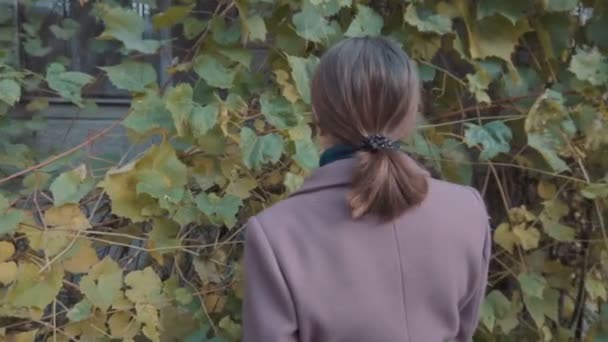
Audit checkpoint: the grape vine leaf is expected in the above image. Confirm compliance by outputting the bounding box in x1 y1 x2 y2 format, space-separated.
467 16 530 62
67 299 93 322
569 47 608 86
287 55 319 105
6 263 64 309
62 240 99 274
125 267 164 305
79 257 123 311
97 4 161 53
50 164 95 206
101 61 158 92
480 290 512 331
124 90 175 134
50 18 79 40
240 127 284 170
46 63 94 107
194 54 238 89
260 92 299 129
244 15 267 42
477 0 531 24
0 194 24 236
0 79 21 106
464 121 512 160
345 5 383 37
544 0 577 12
152 4 194 30
195 193 243 229
404 4 452 35
292 2 337 43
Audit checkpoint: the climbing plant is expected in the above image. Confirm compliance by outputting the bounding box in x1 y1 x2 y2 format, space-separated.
0 0 607 341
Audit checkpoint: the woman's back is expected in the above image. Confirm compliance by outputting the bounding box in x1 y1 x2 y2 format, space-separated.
242 36 490 341
243 158 490 341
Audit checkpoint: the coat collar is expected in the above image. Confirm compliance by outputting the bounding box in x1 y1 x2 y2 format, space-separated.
290 154 430 198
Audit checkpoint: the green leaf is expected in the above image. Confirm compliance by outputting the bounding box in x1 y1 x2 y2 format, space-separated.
135 143 188 207
125 267 164 304
46 63 94 107
523 288 559 328
581 183 608 199
240 127 284 170
404 5 452 35
217 47 252 69
545 0 577 12
50 18 79 40
464 121 512 160
195 193 242 229
477 0 531 24
50 165 95 206
536 13 575 60
67 300 93 322
569 47 608 86
289 124 320 170
467 16 530 61
101 61 158 92
585 274 607 301
0 194 24 237
440 138 472 185
260 93 299 129
0 79 21 106
6 263 64 309
293 2 337 43
194 54 238 89
124 90 175 134
586 12 608 50
211 17 241 45
345 5 383 38
183 17 206 40
97 4 161 53
418 64 436 82
287 55 319 105
244 15 267 42
23 38 52 57
284 172 304 193
80 257 123 311
310 0 352 16
525 90 574 172
191 103 219 136
466 72 491 104
519 272 547 299
166 83 194 137
480 290 512 331
152 4 194 30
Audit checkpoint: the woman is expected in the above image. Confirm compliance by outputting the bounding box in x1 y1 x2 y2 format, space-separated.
242 37 491 342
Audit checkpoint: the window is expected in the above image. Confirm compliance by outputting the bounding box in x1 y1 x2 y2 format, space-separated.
3 0 173 102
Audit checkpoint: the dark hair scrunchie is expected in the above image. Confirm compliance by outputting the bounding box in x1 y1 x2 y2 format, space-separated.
361 134 401 152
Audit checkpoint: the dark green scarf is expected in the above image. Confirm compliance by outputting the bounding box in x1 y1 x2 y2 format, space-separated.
319 144 359 167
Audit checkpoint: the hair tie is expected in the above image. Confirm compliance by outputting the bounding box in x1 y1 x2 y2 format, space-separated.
361 134 401 152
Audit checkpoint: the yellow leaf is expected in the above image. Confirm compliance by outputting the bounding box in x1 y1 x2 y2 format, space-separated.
109 311 141 339
63 310 108 340
44 204 91 231
62 240 99 274
6 330 37 342
494 223 518 254
274 69 300 103
0 261 17 285
513 225 541 250
0 240 15 262
537 180 557 200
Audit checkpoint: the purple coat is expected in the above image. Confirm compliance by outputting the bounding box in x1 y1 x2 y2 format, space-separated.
242 157 491 342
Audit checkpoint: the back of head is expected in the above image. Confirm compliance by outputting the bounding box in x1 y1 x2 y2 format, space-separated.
311 36 428 221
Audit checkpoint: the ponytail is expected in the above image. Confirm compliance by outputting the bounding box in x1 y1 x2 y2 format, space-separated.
348 149 428 221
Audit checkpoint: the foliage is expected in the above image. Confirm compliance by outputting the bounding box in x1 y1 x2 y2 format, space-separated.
0 0 607 341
